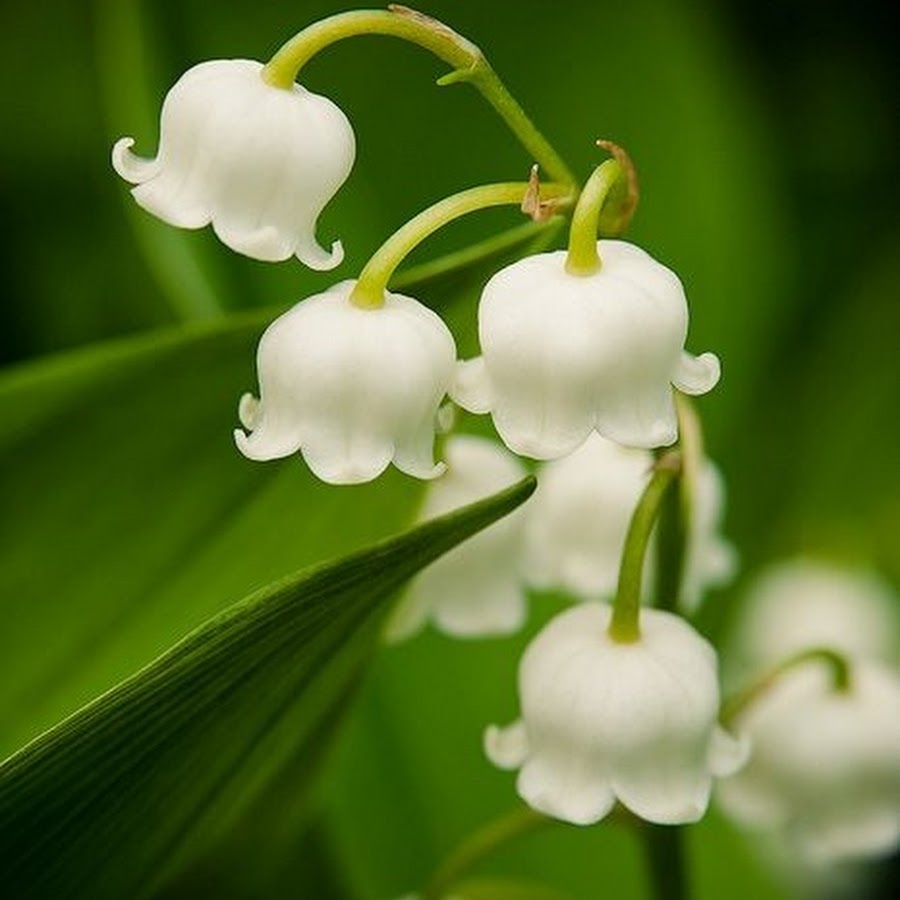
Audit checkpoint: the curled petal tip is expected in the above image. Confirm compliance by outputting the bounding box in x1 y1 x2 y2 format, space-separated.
111 136 161 184
674 351 721 396
484 721 529 769
238 393 260 430
233 427 254 460
709 726 751 777
297 238 345 272
427 460 447 480
449 357 492 414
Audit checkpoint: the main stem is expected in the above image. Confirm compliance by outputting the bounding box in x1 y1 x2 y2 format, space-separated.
350 180 571 308
419 806 552 900
640 825 688 900
262 8 576 188
608 453 681 643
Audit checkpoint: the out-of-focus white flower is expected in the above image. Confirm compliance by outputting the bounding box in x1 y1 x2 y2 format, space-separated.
451 241 720 458
235 280 456 484
523 434 651 598
112 59 355 269
522 434 736 607
717 659 900 865
485 603 746 826
680 460 738 612
728 559 899 678
384 435 528 641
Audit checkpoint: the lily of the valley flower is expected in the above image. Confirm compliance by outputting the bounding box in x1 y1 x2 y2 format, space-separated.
717 659 900 864
523 433 736 607
728 559 899 679
522 434 651 598
485 603 746 826
385 435 528 641
112 59 355 269
235 280 456 484
451 241 720 458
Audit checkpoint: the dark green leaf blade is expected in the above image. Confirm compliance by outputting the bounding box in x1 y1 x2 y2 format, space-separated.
0 475 535 900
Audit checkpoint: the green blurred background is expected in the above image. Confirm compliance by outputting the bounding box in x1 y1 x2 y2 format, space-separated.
1 0 897 897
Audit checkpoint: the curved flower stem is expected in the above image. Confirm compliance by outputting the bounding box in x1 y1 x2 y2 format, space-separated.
419 806 553 900
721 646 852 725
639 824 688 900
565 159 623 275
565 141 637 276
389 217 564 292
350 180 572 308
263 7 576 189
654 395 702 612
608 452 681 643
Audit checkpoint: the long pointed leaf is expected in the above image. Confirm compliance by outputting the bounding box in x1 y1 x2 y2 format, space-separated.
0 476 535 900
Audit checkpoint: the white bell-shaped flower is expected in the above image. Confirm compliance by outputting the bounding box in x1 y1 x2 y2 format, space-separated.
385 435 528 641
485 603 746 826
451 241 720 458
112 59 355 269
523 434 651 598
679 460 738 612
523 434 736 607
728 559 899 679
717 659 900 864
235 280 456 484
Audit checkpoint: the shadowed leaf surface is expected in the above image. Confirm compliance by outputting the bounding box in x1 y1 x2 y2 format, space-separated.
0 476 535 900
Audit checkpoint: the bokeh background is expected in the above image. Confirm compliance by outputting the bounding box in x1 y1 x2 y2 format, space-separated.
1 0 897 898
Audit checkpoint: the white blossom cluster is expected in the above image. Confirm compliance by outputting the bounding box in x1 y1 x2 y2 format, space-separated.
111 45 899 879
112 61 718 485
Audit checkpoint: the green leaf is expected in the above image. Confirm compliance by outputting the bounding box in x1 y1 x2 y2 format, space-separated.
0 475 536 900
0 313 428 757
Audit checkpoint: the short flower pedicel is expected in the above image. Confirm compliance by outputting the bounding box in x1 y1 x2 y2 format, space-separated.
523 434 736 606
452 240 720 457
485 604 747 825
523 433 653 598
112 59 354 269
235 280 455 484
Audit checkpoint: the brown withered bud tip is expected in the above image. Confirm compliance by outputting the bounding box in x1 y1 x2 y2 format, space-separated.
597 138 640 217
521 164 562 222
521 164 541 218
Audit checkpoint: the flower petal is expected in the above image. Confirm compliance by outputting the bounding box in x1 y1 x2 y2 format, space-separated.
295 237 345 272
612 763 711 825
111 137 161 184
450 357 492 414
484 720 530 769
518 755 616 826
708 726 750 777
673 351 721 395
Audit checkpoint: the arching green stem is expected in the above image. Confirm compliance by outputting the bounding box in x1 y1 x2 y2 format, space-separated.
419 806 553 900
350 180 571 308
608 453 681 643
722 647 853 725
565 158 625 275
389 216 564 292
262 7 576 188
